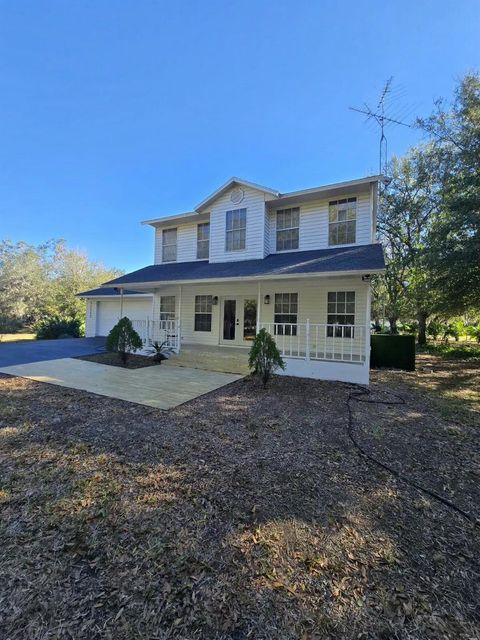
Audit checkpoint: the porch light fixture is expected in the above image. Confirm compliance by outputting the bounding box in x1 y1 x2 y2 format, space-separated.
212 296 219 305
263 294 270 304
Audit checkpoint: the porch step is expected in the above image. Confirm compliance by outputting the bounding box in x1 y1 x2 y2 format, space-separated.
165 344 250 375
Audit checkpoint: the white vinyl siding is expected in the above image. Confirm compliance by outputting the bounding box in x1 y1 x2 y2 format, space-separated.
162 228 177 262
152 277 368 349
209 186 269 262
268 190 372 254
152 188 373 265
154 221 209 264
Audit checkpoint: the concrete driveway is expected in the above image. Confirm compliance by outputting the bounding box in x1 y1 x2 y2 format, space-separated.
0 357 242 409
0 337 106 367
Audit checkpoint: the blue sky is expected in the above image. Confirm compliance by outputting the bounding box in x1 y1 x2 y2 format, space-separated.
0 1 478 272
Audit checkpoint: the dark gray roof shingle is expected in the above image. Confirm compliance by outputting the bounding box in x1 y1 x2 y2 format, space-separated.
102 244 385 287
76 287 151 297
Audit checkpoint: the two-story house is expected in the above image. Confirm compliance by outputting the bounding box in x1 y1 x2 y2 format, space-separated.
78 176 386 384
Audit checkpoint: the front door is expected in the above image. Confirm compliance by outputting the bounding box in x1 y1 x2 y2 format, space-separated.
223 299 237 341
221 297 257 345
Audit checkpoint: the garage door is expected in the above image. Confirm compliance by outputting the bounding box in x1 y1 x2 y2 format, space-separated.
95 299 153 336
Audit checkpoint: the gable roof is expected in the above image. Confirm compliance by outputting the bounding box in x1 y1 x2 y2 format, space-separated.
195 177 280 212
102 243 385 288
141 175 385 227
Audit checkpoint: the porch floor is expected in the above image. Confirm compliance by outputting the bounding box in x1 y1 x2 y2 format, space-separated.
166 344 250 375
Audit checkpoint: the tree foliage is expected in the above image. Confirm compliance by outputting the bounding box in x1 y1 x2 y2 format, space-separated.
106 317 143 365
0 239 122 331
248 328 285 387
374 72 480 342
378 147 442 342
418 73 480 312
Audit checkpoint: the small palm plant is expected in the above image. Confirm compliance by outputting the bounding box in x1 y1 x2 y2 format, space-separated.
248 328 285 387
106 317 143 365
147 340 172 363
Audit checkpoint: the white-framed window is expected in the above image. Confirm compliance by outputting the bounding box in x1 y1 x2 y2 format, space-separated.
162 228 177 262
225 208 246 251
328 198 356 246
197 222 210 259
276 207 299 251
160 296 175 321
194 295 213 332
274 293 298 336
327 291 355 338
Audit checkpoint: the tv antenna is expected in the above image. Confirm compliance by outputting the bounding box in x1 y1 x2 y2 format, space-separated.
349 77 413 178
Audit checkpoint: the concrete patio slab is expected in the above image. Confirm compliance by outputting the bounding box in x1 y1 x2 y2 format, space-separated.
0 358 242 409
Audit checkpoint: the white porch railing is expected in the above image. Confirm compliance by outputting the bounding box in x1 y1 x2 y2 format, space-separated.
259 321 366 363
132 319 181 352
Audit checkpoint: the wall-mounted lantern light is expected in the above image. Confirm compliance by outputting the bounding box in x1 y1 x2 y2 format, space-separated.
212 296 219 305
263 294 270 305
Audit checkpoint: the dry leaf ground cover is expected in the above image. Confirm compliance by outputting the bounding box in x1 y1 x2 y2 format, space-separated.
0 358 479 639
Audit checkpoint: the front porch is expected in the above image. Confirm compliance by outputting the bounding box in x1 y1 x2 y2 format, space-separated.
129 274 372 384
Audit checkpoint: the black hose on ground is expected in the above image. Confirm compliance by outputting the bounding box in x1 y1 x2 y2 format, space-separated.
347 386 480 530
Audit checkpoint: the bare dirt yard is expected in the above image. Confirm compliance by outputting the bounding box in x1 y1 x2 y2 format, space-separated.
0 355 479 639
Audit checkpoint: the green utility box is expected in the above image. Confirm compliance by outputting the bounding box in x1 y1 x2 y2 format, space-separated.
370 334 416 371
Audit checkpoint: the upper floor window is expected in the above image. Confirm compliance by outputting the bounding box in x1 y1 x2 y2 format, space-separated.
274 292 298 336
197 222 210 259
162 228 177 262
160 296 175 321
225 208 246 251
327 291 355 338
276 208 299 251
328 198 356 246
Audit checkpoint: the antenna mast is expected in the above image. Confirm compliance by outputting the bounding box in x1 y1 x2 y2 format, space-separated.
349 77 412 179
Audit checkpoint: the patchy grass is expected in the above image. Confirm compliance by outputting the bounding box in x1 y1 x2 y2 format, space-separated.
0 333 36 343
77 352 162 369
418 342 480 361
375 352 480 428
0 370 478 639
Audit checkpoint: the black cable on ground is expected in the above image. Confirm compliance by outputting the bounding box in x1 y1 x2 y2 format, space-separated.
347 386 480 530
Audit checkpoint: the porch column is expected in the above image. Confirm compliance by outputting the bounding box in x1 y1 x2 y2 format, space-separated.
256 281 261 333
177 284 182 351
178 284 182 321
119 287 124 318
365 283 372 370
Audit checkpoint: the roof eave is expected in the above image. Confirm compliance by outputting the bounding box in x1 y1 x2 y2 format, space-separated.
76 292 153 298
141 211 208 227
270 175 386 208
101 268 385 289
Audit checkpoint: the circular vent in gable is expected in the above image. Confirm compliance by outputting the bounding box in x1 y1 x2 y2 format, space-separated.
230 187 244 204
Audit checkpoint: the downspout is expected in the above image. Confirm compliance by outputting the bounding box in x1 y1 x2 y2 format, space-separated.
120 287 124 318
